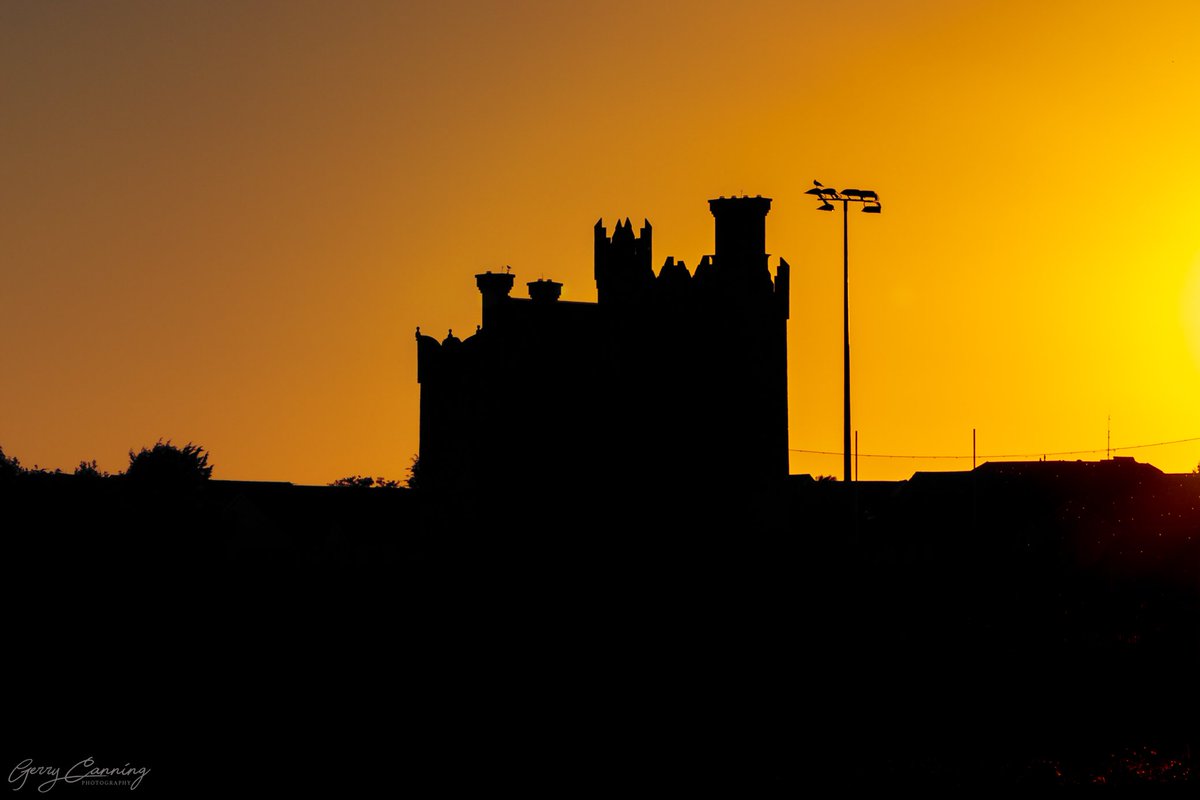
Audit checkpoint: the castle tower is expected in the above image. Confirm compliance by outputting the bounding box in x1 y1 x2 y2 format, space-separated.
708 195 773 296
594 218 653 305
701 195 789 482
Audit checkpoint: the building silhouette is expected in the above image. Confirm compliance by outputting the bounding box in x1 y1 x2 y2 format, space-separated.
415 196 790 497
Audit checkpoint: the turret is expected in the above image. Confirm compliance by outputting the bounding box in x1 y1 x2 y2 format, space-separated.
527 279 563 303
708 195 773 295
594 217 653 305
476 270 515 329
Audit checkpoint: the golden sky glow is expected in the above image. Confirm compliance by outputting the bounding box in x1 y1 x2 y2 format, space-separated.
4 0 1200 483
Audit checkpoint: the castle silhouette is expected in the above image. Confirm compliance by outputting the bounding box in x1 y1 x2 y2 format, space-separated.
416 196 790 495
9 183 1199 785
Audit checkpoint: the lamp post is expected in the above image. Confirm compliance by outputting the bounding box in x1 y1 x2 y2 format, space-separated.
805 182 881 482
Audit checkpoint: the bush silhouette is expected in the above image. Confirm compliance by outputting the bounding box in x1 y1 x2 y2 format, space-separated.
329 475 403 489
126 440 213 482
74 459 108 478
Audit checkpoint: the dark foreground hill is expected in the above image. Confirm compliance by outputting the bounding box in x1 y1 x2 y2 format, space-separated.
5 459 1197 789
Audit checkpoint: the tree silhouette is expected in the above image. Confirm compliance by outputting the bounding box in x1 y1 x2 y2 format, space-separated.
126 440 213 482
405 454 423 490
0 446 23 479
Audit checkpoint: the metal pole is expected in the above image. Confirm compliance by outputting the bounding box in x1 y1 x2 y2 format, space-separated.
843 199 852 483
973 428 976 470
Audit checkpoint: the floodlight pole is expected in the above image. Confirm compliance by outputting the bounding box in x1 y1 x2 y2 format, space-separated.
842 198 851 484
806 184 881 483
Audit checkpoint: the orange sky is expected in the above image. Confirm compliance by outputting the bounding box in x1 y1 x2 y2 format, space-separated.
4 0 1200 483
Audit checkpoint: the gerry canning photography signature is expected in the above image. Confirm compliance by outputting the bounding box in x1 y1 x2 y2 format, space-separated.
9 758 150 792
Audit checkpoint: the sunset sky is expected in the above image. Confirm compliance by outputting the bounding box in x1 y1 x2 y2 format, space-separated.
4 0 1200 483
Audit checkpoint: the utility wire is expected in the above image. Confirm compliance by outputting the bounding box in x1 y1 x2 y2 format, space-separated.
789 435 1200 461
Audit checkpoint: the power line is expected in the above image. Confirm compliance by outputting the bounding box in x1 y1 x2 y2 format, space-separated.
789 435 1200 461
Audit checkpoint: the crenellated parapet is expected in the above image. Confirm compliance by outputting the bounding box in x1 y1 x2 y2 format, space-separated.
656 256 692 295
